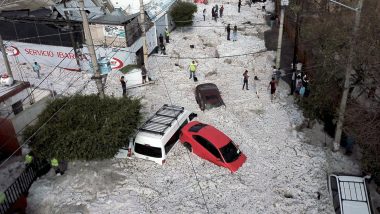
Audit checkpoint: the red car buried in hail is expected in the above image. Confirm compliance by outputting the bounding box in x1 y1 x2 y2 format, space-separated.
179 121 247 172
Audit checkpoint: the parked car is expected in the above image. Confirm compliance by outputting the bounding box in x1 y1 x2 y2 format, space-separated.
179 121 246 172
328 174 373 214
195 83 225 111
116 104 197 164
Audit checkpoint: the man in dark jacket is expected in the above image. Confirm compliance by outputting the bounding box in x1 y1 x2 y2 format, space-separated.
226 24 231 40
120 76 126 96
141 64 147 84
159 34 164 46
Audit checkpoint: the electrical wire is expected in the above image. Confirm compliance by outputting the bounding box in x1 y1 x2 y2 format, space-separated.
0 18 146 156
0 12 143 126
0 47 77 129
0 75 86 166
152 55 210 214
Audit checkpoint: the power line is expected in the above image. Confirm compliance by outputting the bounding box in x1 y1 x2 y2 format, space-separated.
0 47 77 129
0 19 144 147
0 14 140 125
152 56 210 214
0 76 87 167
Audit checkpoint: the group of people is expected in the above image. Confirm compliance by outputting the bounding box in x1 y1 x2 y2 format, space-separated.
293 73 310 99
242 70 276 101
158 28 170 55
120 1 281 101
226 24 238 41
207 4 224 21
239 0 268 13
24 152 67 176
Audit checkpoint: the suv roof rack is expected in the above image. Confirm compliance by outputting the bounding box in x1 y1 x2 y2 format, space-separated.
337 178 368 202
139 104 184 135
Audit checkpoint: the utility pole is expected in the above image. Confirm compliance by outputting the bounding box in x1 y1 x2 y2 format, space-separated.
333 0 364 151
63 0 81 71
291 0 302 95
139 0 148 65
275 0 289 69
0 34 14 83
78 0 104 98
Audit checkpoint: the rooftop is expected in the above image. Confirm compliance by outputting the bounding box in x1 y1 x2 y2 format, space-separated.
0 81 30 103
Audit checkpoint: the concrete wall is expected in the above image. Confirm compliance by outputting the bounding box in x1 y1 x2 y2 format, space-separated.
11 96 51 142
0 89 29 118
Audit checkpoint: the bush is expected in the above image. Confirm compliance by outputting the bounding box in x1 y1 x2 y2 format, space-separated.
170 1 197 27
23 95 142 161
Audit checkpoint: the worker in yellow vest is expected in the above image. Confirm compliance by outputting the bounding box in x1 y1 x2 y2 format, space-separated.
0 192 6 204
165 28 170 43
189 60 197 80
25 153 33 165
51 158 59 174
51 158 67 175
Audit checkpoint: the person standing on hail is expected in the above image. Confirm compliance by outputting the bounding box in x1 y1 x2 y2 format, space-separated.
32 61 41 79
189 60 197 80
165 28 170 43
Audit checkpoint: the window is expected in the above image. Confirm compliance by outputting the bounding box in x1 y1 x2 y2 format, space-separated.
12 100 23 115
220 142 241 163
134 143 162 158
205 95 218 102
193 135 221 159
165 120 188 154
330 176 341 213
189 123 207 132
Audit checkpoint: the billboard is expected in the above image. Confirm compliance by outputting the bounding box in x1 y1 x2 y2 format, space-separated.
1 41 138 71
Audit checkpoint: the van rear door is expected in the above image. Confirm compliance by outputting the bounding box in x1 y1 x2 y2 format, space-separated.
134 142 162 158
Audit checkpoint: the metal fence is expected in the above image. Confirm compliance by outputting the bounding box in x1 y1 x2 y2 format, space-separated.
0 159 50 214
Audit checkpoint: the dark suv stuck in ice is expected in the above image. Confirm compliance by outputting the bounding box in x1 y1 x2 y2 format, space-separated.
195 83 225 111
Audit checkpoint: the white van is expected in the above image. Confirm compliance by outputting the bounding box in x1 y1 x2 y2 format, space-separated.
328 174 373 214
132 104 197 165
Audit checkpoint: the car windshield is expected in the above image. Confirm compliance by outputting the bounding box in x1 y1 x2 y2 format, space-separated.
220 141 241 163
205 95 222 109
134 143 162 158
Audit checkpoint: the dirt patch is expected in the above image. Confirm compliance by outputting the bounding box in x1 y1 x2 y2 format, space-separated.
205 69 218 77
224 59 232 64
204 43 215 47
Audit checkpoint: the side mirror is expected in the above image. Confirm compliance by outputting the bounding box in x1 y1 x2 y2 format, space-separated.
189 113 197 121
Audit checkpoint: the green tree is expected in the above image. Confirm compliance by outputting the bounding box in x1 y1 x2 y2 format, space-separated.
169 1 197 27
294 0 380 183
23 95 142 160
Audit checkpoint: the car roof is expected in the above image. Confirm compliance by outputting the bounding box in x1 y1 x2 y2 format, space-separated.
330 174 371 214
342 201 370 214
187 121 230 148
195 83 219 91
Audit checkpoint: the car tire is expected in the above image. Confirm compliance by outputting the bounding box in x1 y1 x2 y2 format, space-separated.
183 142 192 152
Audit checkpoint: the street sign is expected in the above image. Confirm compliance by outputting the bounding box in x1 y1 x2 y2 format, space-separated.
281 0 289 6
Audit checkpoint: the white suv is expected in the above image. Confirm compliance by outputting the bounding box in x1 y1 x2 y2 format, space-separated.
328 174 373 214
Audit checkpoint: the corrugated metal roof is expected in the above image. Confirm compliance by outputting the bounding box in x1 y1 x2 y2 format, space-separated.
54 0 104 22
0 0 55 11
55 0 138 25
91 8 139 25
145 0 176 21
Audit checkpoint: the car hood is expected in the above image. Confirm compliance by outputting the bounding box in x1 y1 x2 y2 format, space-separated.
226 152 247 173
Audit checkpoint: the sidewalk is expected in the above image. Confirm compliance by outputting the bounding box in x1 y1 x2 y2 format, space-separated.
263 14 294 87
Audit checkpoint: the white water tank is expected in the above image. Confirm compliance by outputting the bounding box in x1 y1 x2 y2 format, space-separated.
0 74 14 86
